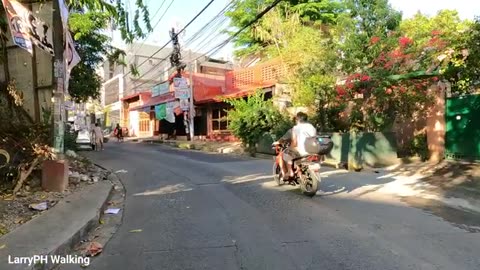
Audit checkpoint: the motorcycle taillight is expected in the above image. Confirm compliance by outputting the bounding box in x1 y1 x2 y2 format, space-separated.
308 155 319 162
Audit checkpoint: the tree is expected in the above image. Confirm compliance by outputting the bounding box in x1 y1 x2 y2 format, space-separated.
337 0 402 73
226 0 346 57
67 0 152 43
68 12 114 102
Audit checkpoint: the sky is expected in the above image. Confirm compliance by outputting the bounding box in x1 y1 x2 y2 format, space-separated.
112 0 480 61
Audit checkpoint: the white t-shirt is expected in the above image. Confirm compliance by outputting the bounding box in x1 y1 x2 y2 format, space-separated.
292 122 317 156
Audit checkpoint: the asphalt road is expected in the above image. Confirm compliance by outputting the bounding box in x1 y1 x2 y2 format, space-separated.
73 142 480 270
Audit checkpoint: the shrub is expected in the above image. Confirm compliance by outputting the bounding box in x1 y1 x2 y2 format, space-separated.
409 133 429 161
225 91 287 155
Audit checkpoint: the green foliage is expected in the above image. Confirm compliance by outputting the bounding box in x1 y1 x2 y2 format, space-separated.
68 12 111 102
337 0 402 73
409 133 429 161
224 91 287 154
68 11 126 102
67 0 152 43
441 16 480 94
226 0 346 57
64 130 77 151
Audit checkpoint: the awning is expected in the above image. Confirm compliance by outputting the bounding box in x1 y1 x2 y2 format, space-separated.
194 85 275 104
129 92 176 111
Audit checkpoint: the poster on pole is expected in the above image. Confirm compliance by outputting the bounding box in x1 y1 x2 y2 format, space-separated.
152 82 169 97
179 99 189 111
173 77 188 90
2 0 54 55
175 88 190 99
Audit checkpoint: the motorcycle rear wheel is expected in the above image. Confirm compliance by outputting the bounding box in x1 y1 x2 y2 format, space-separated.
300 168 319 197
272 163 284 186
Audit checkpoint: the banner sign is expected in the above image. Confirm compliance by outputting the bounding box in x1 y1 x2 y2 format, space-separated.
179 99 189 111
152 82 169 97
165 102 176 123
58 0 69 30
175 88 190 99
173 77 188 90
2 0 54 55
66 32 80 71
65 32 81 94
154 104 166 120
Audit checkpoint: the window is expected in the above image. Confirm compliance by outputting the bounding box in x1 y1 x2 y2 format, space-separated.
212 108 229 131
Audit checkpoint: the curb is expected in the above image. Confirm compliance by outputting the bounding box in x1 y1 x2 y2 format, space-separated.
0 175 114 270
38 183 113 270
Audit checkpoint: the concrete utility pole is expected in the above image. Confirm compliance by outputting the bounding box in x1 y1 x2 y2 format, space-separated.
52 0 66 156
188 50 194 141
41 0 69 193
170 28 194 141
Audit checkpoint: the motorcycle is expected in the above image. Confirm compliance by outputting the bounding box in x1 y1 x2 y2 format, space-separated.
272 135 333 197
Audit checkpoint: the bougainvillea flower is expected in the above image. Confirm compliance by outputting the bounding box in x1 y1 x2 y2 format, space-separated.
370 36 381 44
399 36 413 47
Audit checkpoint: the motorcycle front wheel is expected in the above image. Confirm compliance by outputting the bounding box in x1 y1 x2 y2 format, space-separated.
272 163 284 186
300 168 319 197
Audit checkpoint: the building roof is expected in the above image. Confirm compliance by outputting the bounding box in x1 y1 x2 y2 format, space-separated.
129 92 176 111
121 92 151 102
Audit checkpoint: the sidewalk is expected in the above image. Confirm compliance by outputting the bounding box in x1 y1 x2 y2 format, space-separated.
0 173 116 270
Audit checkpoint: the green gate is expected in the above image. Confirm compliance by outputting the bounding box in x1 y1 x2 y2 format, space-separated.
445 94 480 160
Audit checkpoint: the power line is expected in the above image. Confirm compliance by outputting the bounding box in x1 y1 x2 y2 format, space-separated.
193 0 284 63
131 0 173 57
131 0 283 91
123 0 216 78
183 1 234 47
131 1 233 84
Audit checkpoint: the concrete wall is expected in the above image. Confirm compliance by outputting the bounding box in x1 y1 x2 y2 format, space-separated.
0 2 54 122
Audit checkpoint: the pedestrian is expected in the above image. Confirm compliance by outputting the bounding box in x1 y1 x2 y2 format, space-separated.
92 123 104 151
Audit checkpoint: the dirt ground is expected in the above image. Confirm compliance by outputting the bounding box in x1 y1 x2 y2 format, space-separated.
0 156 109 236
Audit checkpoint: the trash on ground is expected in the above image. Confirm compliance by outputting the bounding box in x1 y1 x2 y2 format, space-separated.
29 202 48 211
84 241 103 257
99 219 105 224
66 150 78 158
129 229 143 233
104 208 120 214
115 169 128 174
0 244 5 249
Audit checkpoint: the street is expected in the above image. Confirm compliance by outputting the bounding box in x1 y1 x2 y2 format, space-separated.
75 142 479 270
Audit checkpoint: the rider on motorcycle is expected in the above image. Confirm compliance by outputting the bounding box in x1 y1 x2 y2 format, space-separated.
274 112 317 180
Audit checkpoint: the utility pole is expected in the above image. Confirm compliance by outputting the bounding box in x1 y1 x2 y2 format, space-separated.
188 50 194 141
170 28 195 140
52 0 66 157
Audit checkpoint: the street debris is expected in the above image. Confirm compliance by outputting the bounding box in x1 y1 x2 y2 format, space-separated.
84 241 103 257
66 150 78 158
29 202 48 211
104 208 121 215
0 244 5 249
129 229 142 233
115 169 128 174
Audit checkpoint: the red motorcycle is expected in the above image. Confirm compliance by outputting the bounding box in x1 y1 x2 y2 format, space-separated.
272 136 333 197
